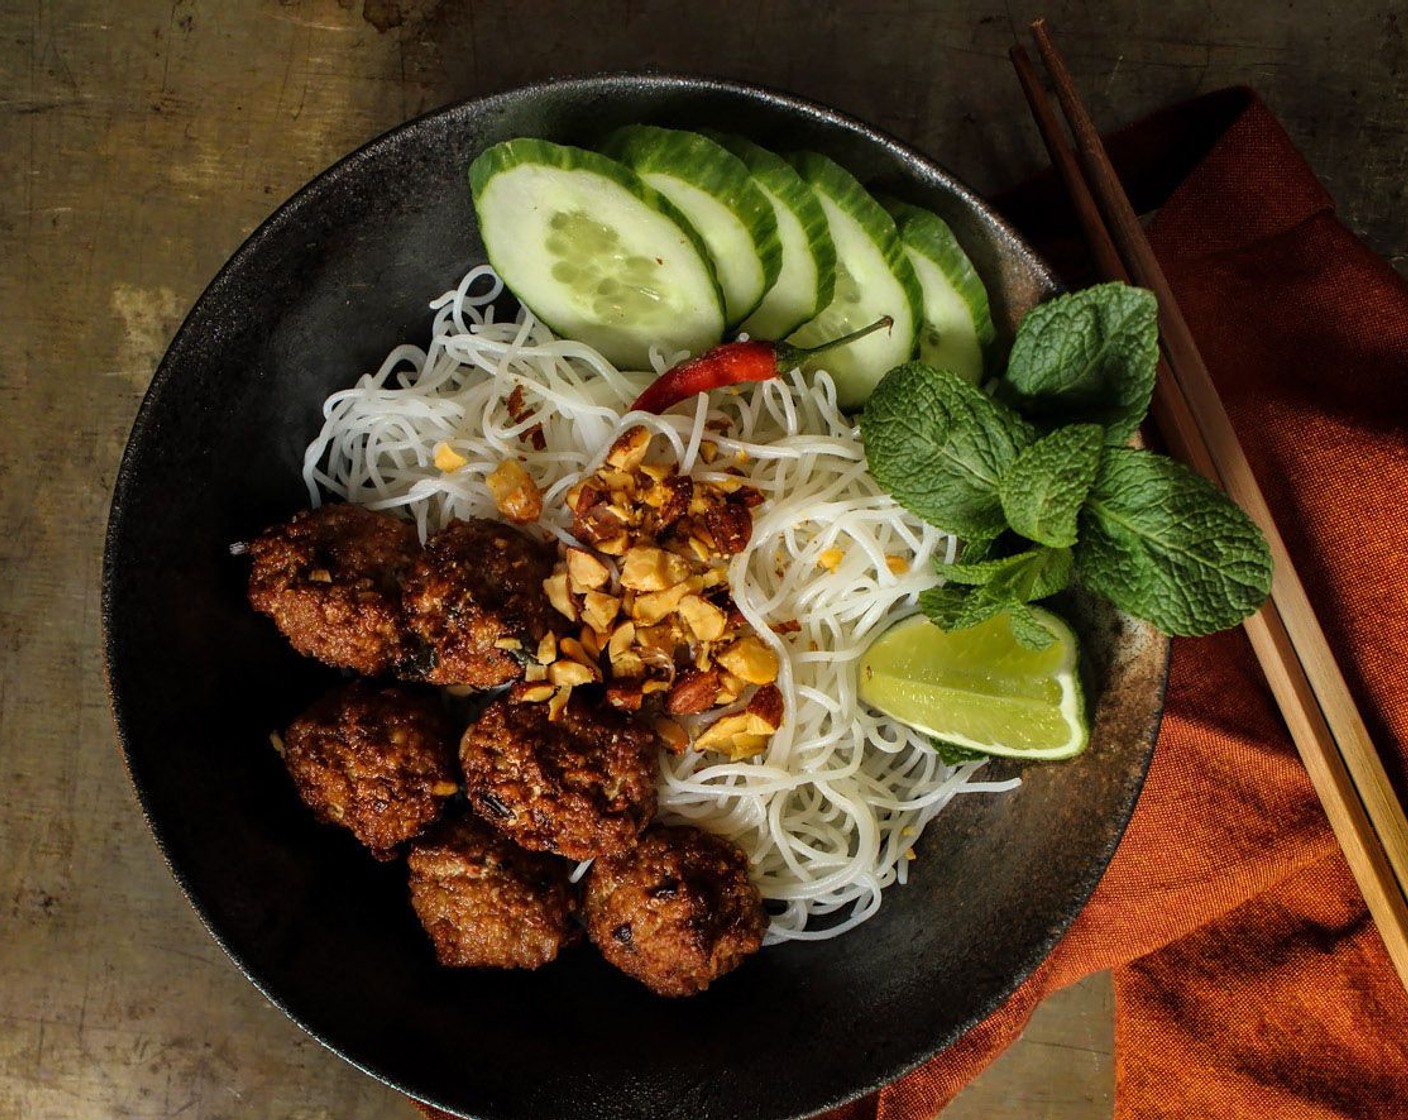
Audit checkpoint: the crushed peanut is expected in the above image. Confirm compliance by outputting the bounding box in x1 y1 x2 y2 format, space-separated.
652 717 690 754
678 594 727 642
716 636 780 686
620 546 691 592
546 686 571 721
549 659 598 687
566 547 611 592
885 554 910 575
632 579 696 626
581 590 620 634
486 458 542 523
543 572 575 621
817 547 844 572
505 386 547 451
557 636 593 666
518 424 785 759
577 623 604 660
433 442 468 472
605 426 651 471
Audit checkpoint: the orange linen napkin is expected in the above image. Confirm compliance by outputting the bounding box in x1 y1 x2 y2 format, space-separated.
824 87 1408 1120
417 89 1408 1120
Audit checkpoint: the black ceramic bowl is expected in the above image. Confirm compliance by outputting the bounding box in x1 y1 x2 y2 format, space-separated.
103 75 1168 1120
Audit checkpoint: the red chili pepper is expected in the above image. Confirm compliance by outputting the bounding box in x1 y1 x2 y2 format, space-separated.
630 316 895 414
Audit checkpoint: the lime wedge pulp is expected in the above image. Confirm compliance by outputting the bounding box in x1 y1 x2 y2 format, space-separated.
858 608 1088 760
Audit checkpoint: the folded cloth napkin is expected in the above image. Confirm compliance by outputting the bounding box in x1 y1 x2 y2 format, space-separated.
416 89 1408 1120
823 87 1408 1120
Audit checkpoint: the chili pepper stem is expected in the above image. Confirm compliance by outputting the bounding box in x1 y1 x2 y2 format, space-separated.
773 315 894 369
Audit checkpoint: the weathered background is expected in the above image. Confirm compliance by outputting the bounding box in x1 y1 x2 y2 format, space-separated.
2 2 1404 1117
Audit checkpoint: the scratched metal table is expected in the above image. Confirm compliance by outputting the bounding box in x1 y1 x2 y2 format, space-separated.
2 2 1404 1118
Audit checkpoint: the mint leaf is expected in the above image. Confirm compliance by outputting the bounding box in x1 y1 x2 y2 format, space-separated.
986 547 1073 602
922 584 1056 650
1076 448 1273 635
999 424 1104 547
919 583 1006 632
862 362 1035 538
1005 604 1057 650
927 543 1070 650
942 545 1073 601
918 585 971 629
952 586 1008 630
931 738 988 765
957 535 1001 563
999 284 1159 445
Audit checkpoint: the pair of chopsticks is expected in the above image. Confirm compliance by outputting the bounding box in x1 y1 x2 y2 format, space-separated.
1010 22 1408 989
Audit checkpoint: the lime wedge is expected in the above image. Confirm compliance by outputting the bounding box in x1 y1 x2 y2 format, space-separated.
858 608 1088 760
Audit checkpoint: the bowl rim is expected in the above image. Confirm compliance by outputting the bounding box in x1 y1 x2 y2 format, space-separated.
102 69 1169 1120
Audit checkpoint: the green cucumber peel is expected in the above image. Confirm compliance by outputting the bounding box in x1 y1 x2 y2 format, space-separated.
704 131 838 338
469 138 725 368
883 197 995 385
785 151 923 409
601 125 782 327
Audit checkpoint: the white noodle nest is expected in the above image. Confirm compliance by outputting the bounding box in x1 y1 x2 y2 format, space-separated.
303 265 1019 943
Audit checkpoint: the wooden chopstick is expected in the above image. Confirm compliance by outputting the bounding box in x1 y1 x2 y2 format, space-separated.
1013 25 1408 989
1008 46 1216 483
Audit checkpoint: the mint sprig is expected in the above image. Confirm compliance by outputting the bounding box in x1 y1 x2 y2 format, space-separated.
999 283 1159 446
999 423 1103 547
862 282 1272 639
1077 449 1274 635
920 546 1070 650
859 361 1034 540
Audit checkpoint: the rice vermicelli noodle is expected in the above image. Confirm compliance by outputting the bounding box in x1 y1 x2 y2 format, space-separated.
302 265 1019 943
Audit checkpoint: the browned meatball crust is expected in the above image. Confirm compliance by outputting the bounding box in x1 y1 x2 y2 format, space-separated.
247 503 418 676
459 695 658 860
585 825 765 997
282 681 458 859
407 813 579 970
400 518 557 688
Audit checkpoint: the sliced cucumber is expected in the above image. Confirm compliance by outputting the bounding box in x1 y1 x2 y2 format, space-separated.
784 153 923 410
883 199 995 386
600 126 781 328
705 132 837 340
469 139 724 371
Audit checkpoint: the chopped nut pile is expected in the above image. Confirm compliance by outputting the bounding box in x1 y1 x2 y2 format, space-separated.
519 425 784 761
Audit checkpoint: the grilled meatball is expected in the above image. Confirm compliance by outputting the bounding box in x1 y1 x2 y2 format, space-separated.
407 813 579 970
585 825 765 997
282 681 458 859
247 503 418 676
401 518 557 688
459 695 658 860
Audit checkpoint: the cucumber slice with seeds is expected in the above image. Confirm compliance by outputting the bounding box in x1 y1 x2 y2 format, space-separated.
705 132 837 340
469 139 725 371
883 199 995 386
601 126 782 328
785 153 923 410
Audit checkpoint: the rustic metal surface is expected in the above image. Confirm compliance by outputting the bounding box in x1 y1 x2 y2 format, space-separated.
3 2 1404 1119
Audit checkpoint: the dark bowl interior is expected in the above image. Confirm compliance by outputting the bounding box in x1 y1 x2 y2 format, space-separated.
103 75 1169 1120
